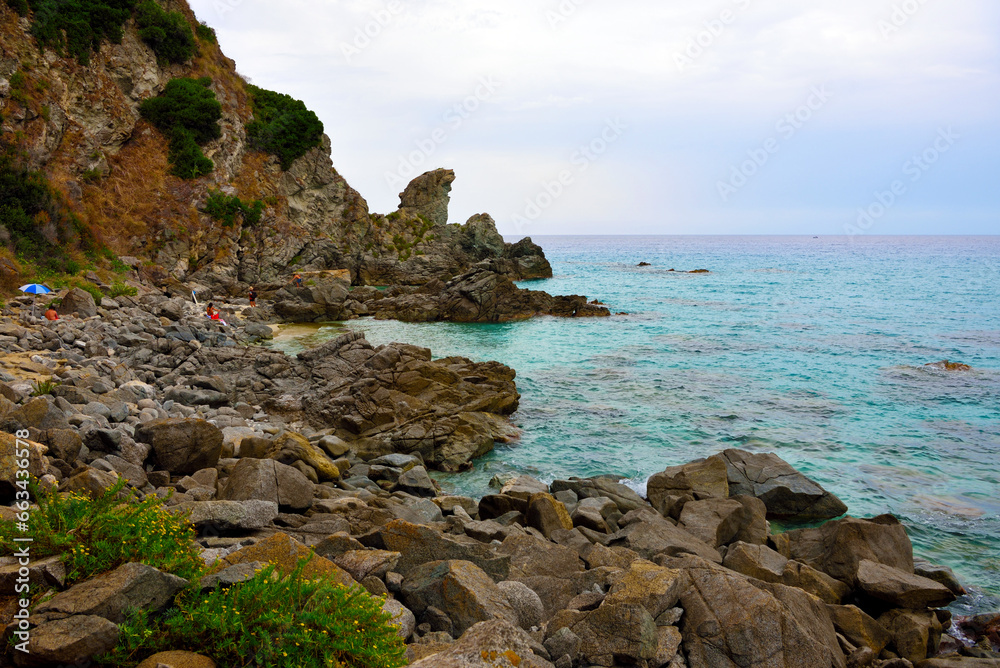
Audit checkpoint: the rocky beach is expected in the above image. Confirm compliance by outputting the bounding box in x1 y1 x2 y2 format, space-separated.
1 1 998 666
0 275 998 667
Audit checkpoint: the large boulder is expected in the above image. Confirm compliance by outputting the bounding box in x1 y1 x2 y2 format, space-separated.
1 396 70 432
380 519 510 581
856 559 956 609
878 609 943 662
34 562 188 624
218 458 314 510
0 432 46 502
723 542 850 604
401 560 519 637
220 533 354 585
332 550 401 582
646 455 729 513
603 560 687 619
679 497 747 547
771 514 914 584
496 580 544 631
171 500 279 531
61 287 98 317
135 418 223 475
14 615 118 667
674 556 846 668
526 492 574 538
720 449 848 521
827 604 892 656
550 477 647 513
571 602 659 664
497 534 584 581
408 619 554 668
266 431 341 482
608 509 723 563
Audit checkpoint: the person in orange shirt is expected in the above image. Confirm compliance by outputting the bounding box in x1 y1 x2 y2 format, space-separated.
44 305 59 321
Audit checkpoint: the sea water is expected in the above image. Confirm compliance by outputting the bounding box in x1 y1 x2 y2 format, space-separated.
271 235 1000 612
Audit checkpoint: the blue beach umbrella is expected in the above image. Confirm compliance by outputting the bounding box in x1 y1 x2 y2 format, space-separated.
19 283 52 317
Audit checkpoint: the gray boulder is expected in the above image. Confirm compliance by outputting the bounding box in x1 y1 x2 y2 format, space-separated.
402 560 519 637
171 500 279 531
856 559 956 609
218 457 314 510
135 418 223 475
408 618 554 668
721 449 848 520
13 615 118 667
34 562 188 624
61 287 98 317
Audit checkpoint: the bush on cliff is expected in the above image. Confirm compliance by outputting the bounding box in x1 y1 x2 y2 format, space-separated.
140 77 221 179
16 0 138 65
246 84 324 170
135 0 196 65
203 190 264 228
99 560 407 668
0 141 101 275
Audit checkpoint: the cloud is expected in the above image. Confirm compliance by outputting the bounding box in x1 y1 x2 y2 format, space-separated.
189 0 1000 234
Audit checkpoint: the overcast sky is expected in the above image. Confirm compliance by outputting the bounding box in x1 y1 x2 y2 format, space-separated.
187 0 999 236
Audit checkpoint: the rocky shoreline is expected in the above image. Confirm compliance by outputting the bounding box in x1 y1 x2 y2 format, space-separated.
0 286 997 668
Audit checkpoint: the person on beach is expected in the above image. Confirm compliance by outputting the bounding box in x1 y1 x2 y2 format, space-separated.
44 306 59 321
206 303 217 319
248 286 257 307
292 273 303 288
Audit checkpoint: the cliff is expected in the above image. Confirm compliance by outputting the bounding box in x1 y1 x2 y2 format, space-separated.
0 0 549 291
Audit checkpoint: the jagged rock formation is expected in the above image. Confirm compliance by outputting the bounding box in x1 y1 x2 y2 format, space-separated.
0 4 552 294
398 167 455 226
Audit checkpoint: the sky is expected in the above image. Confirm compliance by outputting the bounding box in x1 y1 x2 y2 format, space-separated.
187 0 1000 236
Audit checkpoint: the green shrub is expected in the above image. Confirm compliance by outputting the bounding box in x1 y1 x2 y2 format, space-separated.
98 560 407 668
140 78 221 179
203 190 263 228
108 281 137 297
0 142 99 273
4 0 30 16
195 22 216 43
81 168 104 183
0 479 204 585
23 0 138 66
245 84 324 170
135 0 195 64
8 70 27 106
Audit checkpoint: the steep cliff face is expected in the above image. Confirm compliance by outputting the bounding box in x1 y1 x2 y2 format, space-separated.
0 1 548 291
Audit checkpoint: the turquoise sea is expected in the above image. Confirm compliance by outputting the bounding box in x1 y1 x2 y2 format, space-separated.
274 235 1000 612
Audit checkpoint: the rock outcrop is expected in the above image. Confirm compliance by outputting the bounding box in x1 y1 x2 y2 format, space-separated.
398 168 455 227
368 262 609 323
